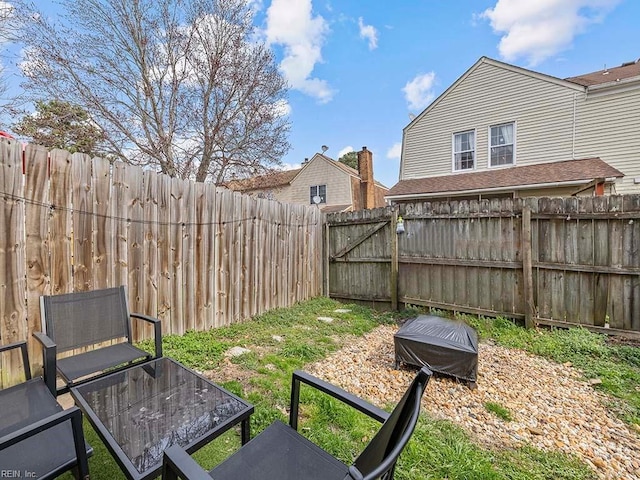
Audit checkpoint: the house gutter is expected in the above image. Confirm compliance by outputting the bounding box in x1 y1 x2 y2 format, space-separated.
587 75 640 91
385 178 607 201
572 92 577 159
585 76 640 98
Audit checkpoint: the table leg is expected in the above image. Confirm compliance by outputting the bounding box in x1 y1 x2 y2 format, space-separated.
241 419 251 445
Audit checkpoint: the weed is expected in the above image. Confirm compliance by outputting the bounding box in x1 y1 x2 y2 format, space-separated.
484 401 513 421
64 298 614 479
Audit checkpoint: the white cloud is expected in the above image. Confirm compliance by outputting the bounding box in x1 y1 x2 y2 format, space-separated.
402 72 436 112
480 0 621 66
386 142 402 160
265 0 335 103
338 146 354 158
281 162 302 170
358 17 378 50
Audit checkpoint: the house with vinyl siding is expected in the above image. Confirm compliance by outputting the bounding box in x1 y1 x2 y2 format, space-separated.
224 147 388 212
387 56 640 202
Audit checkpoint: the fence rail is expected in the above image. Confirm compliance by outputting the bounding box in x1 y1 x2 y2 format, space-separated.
0 140 323 384
327 196 640 340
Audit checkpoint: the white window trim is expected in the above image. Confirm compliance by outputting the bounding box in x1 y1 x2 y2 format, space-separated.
487 121 516 168
451 129 476 172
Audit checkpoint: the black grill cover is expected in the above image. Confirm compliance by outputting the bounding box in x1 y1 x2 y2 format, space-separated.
394 315 478 383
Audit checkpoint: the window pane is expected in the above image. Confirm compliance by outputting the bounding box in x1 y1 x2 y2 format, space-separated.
455 151 474 170
454 131 474 170
490 123 514 166
491 124 513 146
491 145 513 166
310 185 326 204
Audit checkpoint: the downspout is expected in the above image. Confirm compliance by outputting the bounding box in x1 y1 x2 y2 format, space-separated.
572 92 577 160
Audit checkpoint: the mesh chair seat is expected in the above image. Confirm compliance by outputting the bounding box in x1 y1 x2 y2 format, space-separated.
0 378 92 477
0 341 91 480
0 378 61 435
163 368 432 480
210 420 349 480
36 286 163 395
57 342 151 383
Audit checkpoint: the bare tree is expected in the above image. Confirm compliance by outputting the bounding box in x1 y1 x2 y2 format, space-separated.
16 0 290 182
0 1 25 123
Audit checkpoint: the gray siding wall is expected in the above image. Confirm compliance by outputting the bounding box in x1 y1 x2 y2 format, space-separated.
401 60 640 194
402 62 579 180
575 88 640 194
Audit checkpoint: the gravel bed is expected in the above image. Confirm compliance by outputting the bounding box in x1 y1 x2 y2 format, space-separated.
306 325 640 480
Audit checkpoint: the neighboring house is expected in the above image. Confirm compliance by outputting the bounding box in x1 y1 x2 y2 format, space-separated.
387 56 640 203
224 147 388 212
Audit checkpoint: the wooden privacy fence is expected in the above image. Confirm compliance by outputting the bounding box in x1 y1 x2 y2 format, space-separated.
327 196 640 339
0 140 323 384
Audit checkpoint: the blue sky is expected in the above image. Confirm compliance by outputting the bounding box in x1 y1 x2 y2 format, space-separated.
4 0 640 188
254 0 640 188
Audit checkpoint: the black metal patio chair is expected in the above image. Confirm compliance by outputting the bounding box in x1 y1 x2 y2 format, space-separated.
0 340 91 479
162 366 432 480
34 285 163 395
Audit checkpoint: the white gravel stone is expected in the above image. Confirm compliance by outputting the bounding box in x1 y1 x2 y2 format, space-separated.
307 325 640 480
225 346 251 357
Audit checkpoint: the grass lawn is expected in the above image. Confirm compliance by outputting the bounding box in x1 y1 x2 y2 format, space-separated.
62 297 640 479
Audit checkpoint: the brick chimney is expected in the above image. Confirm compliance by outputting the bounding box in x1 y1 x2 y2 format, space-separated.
357 146 375 209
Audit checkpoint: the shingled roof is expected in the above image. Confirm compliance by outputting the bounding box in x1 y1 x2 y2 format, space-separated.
387 158 623 199
565 58 640 87
224 168 301 192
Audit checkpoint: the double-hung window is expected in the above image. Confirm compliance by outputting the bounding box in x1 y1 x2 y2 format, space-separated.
490 122 515 166
310 184 326 204
453 130 475 171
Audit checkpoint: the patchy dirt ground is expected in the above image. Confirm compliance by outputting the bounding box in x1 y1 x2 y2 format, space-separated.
304 325 640 480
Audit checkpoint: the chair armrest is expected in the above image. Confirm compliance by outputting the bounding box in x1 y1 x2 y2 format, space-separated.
131 312 163 358
33 332 57 396
0 405 89 479
289 370 389 431
162 445 212 480
0 341 31 380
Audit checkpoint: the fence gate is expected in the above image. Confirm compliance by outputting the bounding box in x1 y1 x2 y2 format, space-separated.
325 207 397 308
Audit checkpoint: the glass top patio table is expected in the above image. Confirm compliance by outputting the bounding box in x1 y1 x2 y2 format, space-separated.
70 357 253 480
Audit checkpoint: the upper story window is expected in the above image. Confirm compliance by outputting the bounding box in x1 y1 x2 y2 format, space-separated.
310 184 326 204
453 130 475 171
490 122 515 166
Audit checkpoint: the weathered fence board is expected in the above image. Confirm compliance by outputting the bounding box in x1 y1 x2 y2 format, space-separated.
170 176 185 334
143 170 159 340
182 181 196 332
92 156 113 289
0 140 323 385
49 150 73 295
328 195 640 340
0 140 26 384
128 165 145 341
157 173 172 326
24 145 49 367
71 153 93 292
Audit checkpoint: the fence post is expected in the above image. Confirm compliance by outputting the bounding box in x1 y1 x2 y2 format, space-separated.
391 209 399 310
323 219 330 297
522 205 536 328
